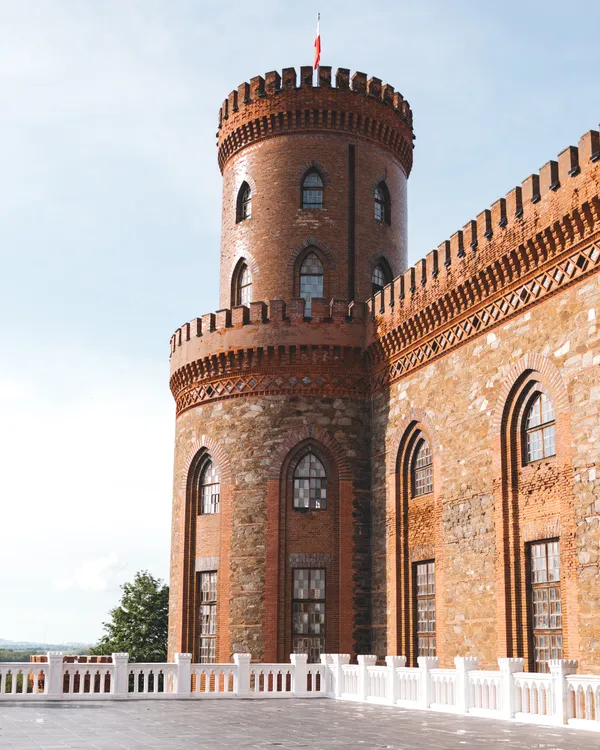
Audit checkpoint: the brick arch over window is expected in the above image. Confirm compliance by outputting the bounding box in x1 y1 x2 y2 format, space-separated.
263 426 354 662
229 248 260 287
178 435 232 491
267 425 352 481
295 160 331 187
389 409 444 665
490 353 578 668
490 353 570 440
287 237 336 273
367 252 394 281
234 173 258 200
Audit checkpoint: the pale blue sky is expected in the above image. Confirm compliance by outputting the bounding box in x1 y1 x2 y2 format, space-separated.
1 0 599 644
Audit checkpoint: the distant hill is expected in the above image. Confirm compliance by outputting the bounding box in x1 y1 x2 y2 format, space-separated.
0 639 91 651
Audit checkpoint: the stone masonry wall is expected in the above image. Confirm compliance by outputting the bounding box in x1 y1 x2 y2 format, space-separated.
371 271 600 671
168 393 370 663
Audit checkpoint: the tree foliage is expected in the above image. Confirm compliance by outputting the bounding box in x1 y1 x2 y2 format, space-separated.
89 571 169 662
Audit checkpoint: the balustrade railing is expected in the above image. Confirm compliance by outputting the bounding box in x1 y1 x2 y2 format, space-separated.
0 651 598 732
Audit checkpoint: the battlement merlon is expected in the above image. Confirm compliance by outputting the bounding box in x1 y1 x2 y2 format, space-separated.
216 66 414 174
366 126 600 349
169 298 366 376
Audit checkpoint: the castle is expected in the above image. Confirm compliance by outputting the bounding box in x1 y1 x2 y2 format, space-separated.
167 64 600 674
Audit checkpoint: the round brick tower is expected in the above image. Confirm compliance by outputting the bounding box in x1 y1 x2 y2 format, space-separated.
168 65 414 664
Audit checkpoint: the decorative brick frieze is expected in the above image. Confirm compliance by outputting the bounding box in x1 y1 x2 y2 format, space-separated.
173 362 368 415
370 241 600 391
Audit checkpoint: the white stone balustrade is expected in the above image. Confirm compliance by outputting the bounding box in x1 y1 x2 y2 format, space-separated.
0 652 598 732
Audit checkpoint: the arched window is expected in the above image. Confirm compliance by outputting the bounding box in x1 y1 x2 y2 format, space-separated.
235 263 252 306
199 460 220 514
374 182 391 224
372 261 391 294
412 437 433 497
236 182 251 223
524 392 556 463
293 449 327 509
302 170 323 209
299 252 324 317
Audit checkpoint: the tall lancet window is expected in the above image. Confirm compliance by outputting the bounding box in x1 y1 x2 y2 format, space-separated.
293 450 327 510
236 182 251 222
235 263 252 306
299 252 324 317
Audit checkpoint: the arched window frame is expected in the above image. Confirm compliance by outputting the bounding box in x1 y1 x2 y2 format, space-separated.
297 248 325 317
374 181 391 225
199 458 221 515
411 436 433 498
236 181 252 223
293 448 327 510
522 389 557 464
230 258 253 307
301 168 324 210
371 257 393 295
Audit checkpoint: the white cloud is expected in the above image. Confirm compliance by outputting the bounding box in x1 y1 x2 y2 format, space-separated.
53 554 126 593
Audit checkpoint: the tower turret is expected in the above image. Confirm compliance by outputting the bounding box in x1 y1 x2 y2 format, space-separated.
217 65 414 308
168 66 414 665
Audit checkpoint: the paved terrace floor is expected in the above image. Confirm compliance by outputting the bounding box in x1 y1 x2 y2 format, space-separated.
0 699 597 750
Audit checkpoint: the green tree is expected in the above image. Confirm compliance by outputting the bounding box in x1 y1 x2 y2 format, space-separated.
89 571 169 662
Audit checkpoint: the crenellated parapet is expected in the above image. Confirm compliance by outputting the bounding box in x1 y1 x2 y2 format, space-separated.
367 126 600 388
169 298 367 415
216 65 414 174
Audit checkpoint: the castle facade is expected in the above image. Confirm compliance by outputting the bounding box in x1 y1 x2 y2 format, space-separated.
167 65 600 673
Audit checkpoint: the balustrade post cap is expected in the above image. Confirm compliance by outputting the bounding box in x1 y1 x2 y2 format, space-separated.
331 653 351 665
174 653 193 663
233 653 252 664
290 653 308 664
357 655 378 665
385 655 407 667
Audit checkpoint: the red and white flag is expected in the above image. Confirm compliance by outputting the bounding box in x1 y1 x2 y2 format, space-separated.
313 14 321 70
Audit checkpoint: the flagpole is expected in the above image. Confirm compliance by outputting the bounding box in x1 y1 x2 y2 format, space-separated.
317 13 320 88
